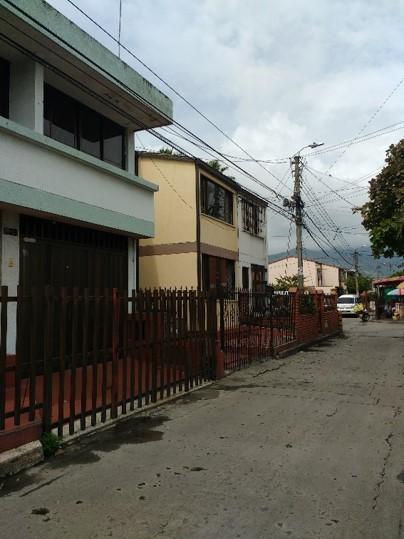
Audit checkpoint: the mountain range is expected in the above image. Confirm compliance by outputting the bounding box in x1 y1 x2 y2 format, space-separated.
268 247 404 278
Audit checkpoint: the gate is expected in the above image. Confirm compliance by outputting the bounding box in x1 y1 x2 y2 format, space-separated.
220 289 297 371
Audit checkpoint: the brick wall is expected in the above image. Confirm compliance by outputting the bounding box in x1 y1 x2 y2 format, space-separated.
289 290 340 346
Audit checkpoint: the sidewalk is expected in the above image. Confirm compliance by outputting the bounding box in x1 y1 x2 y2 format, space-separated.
0 318 403 538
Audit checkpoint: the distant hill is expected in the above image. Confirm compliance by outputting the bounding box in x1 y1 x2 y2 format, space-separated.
268 247 404 278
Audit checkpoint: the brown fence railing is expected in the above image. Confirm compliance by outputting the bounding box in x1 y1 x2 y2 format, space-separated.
1 287 217 437
0 287 340 443
219 289 296 371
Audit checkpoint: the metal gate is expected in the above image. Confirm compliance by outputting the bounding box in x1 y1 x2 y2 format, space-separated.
220 289 296 371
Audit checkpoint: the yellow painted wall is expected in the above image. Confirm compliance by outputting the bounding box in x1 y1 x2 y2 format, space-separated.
139 252 198 289
137 157 197 245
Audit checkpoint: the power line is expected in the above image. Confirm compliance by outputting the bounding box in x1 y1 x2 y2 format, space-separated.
1 2 295 223
61 0 286 190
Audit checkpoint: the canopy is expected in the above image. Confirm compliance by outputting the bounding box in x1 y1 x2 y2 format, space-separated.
387 288 404 296
397 281 404 289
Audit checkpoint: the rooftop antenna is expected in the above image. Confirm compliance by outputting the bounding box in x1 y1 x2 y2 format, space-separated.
118 0 122 58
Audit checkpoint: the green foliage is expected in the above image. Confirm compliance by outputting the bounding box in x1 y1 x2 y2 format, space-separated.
346 273 373 294
207 159 228 173
299 294 316 314
158 147 175 155
389 268 404 277
40 432 61 458
272 274 300 291
360 139 404 257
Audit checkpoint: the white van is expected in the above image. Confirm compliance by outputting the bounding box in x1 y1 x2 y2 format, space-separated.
337 294 359 315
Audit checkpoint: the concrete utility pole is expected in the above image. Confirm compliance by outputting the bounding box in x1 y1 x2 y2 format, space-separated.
353 250 359 297
293 155 304 292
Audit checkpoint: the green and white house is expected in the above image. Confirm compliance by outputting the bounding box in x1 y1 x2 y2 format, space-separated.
0 0 172 352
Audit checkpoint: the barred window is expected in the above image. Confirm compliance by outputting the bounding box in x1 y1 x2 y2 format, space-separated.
242 198 265 237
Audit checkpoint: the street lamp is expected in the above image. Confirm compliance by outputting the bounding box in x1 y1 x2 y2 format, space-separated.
286 142 324 291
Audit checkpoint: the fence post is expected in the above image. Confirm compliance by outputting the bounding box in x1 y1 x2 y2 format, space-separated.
268 286 275 357
43 286 54 433
111 288 120 419
0 286 8 431
219 288 225 351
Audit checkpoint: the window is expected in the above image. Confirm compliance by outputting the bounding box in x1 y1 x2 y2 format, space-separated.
242 198 265 237
103 118 124 167
251 265 266 292
242 267 249 289
80 105 101 159
202 254 235 292
0 57 10 119
200 175 233 224
316 264 323 287
44 84 125 168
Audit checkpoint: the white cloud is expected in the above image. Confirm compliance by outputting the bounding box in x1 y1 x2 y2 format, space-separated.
48 0 404 257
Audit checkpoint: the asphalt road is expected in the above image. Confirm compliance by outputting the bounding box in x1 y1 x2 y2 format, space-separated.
1 318 404 539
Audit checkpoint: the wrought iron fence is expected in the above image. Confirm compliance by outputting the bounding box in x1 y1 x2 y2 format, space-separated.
219 289 296 371
1 287 217 437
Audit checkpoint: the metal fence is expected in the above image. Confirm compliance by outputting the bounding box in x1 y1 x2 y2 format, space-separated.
219 289 296 371
1 287 217 437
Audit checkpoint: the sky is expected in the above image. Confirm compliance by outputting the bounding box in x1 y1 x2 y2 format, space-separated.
49 0 404 267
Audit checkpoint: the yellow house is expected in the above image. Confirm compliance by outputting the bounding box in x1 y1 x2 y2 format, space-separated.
136 153 239 289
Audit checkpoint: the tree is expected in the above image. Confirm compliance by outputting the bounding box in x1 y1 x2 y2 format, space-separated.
272 275 300 291
207 159 228 173
359 139 404 257
345 273 373 294
158 147 175 155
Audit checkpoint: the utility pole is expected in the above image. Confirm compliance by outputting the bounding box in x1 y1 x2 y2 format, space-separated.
293 155 304 292
353 250 359 297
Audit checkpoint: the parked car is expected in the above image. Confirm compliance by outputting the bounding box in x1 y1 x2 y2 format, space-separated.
337 294 359 315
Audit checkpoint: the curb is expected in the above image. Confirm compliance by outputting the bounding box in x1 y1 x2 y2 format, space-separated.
276 330 343 359
60 381 214 449
0 440 44 479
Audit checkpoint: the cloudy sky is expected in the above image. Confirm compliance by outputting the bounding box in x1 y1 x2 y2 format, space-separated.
49 0 404 264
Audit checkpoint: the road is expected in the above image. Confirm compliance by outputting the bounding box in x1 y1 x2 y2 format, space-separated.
1 318 404 539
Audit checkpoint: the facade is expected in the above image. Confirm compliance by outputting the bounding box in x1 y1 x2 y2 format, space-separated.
237 189 268 290
268 256 347 293
137 153 240 290
0 0 172 352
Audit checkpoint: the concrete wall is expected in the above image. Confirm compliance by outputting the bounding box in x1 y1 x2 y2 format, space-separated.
0 125 155 235
0 210 19 354
268 257 341 293
9 59 43 133
139 252 198 289
138 157 197 246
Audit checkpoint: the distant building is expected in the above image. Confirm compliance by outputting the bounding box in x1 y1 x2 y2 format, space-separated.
268 256 347 293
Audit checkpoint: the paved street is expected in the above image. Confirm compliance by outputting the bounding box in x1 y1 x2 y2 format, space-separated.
1 318 404 539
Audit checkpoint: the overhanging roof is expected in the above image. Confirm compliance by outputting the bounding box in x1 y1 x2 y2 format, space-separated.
373 275 404 286
0 0 173 130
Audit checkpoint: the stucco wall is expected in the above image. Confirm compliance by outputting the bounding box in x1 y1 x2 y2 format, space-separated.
268 257 341 292
139 252 198 289
138 157 197 246
237 199 267 286
0 124 155 236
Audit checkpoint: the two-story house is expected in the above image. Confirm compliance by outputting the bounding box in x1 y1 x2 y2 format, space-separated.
136 153 239 290
268 256 347 293
0 0 172 352
238 189 268 290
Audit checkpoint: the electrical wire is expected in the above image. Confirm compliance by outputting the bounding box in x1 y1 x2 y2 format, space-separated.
60 0 287 190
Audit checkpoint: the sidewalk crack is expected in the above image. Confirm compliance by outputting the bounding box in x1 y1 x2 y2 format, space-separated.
372 432 393 510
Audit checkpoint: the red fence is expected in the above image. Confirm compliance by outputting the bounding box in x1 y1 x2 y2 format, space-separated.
0 287 340 452
0 287 217 448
